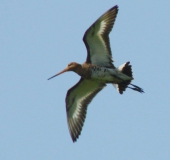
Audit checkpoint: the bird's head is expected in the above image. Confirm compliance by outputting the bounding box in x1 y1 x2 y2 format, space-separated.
48 62 81 80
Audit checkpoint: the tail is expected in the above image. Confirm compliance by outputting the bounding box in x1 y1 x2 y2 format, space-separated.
113 62 144 94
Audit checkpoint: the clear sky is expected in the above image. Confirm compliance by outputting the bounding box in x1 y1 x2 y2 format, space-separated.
1 0 170 160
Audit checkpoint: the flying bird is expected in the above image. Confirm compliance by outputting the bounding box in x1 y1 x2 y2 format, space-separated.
48 5 144 142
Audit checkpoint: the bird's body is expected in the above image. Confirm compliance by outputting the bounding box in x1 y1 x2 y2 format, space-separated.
70 62 133 83
48 5 144 142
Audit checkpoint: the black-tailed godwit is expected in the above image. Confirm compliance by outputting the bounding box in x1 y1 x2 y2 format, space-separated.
48 5 144 142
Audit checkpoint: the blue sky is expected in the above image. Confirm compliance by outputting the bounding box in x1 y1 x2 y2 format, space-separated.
1 0 170 159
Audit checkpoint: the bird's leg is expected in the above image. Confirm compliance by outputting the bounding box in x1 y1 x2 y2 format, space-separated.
128 84 144 93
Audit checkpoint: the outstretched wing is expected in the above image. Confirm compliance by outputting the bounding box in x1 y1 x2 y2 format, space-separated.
66 78 106 142
83 5 118 68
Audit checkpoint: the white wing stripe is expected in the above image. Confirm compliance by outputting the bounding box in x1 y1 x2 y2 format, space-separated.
98 20 107 34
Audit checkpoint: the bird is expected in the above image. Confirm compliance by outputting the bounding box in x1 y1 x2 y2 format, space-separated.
48 5 144 142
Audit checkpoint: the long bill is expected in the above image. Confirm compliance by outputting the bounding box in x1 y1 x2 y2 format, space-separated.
48 68 68 80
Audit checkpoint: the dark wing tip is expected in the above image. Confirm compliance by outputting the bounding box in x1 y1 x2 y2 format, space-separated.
107 5 119 15
67 112 87 142
83 5 119 41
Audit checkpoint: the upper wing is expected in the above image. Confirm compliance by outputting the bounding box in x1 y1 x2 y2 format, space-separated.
83 5 118 68
65 78 106 142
